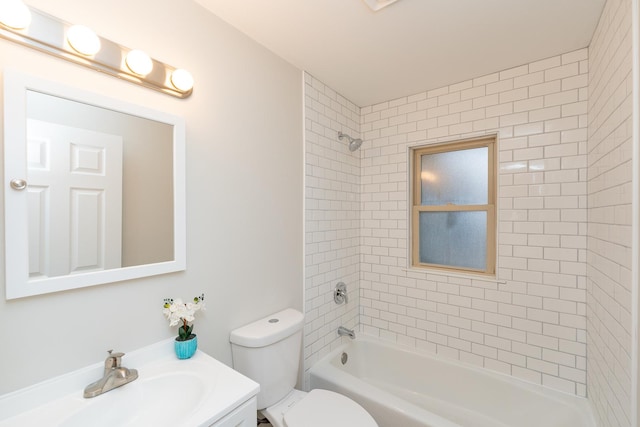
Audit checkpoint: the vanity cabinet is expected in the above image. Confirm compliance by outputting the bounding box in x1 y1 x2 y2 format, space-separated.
210 396 257 427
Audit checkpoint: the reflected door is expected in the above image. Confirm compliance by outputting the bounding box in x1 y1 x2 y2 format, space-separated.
27 119 124 278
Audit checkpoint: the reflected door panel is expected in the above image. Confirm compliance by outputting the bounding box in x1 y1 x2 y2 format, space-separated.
27 119 123 278
27 186 47 276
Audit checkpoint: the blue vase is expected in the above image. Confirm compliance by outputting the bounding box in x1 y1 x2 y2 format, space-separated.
174 335 197 359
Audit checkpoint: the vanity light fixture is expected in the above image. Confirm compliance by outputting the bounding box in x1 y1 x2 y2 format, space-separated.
126 49 153 76
67 25 101 56
0 3 193 98
171 69 194 92
0 0 32 29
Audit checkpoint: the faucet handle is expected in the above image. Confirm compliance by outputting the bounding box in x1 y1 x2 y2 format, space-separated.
105 350 125 368
334 282 348 304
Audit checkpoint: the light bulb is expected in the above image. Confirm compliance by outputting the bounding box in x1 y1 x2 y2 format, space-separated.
0 0 32 29
67 25 101 55
126 49 153 76
171 69 194 92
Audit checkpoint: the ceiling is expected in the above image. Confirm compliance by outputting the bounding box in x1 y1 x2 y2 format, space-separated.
194 0 606 107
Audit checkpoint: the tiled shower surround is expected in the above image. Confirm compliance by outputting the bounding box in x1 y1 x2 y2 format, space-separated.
305 44 591 395
304 2 633 422
586 0 633 425
305 44 588 396
304 74 361 389
357 47 590 396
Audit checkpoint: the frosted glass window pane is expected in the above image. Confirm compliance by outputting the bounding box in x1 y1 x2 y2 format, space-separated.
419 211 486 270
420 147 488 205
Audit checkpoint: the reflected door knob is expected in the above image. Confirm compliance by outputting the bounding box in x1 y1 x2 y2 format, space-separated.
10 179 27 190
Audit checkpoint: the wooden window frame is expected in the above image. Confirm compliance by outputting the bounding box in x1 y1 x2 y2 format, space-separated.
411 136 497 275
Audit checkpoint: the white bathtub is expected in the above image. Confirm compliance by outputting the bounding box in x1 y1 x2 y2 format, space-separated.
309 337 595 427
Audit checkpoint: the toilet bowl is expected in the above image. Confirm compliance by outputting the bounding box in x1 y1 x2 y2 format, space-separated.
229 308 377 427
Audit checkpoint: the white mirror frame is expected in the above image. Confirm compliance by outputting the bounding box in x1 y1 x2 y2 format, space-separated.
4 69 186 299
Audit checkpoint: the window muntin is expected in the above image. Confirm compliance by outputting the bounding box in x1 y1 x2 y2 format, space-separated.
412 137 496 275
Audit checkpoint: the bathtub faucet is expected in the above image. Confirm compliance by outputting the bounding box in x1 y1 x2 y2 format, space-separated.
338 326 356 339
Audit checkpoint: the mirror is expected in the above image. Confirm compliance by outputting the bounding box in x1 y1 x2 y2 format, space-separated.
4 69 186 299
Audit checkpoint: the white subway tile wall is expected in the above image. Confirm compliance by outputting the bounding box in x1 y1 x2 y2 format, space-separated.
356 47 590 397
303 73 362 388
586 0 633 425
304 47 593 397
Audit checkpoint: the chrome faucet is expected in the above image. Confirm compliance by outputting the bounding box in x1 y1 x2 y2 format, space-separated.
338 326 356 339
84 350 139 398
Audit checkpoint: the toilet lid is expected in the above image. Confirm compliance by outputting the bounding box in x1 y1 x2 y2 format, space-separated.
283 389 377 427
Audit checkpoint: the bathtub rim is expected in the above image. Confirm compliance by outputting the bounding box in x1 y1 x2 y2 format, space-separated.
309 333 596 426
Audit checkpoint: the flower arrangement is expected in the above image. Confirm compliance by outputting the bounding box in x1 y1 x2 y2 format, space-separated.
163 294 205 341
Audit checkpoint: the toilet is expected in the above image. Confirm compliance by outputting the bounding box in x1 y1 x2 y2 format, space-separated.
230 308 378 427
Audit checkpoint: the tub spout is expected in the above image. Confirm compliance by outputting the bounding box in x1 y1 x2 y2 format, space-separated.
338 326 355 339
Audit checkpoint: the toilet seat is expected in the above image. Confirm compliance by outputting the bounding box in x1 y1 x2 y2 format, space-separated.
283 389 377 427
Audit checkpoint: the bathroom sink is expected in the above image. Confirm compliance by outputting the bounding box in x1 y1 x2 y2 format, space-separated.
60 369 208 427
0 339 259 427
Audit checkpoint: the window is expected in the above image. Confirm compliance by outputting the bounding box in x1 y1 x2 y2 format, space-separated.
411 137 496 275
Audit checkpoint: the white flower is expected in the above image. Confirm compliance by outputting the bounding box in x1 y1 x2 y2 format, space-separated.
163 295 205 330
170 298 183 311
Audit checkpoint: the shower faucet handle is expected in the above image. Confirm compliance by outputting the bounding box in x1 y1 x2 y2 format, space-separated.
334 282 348 304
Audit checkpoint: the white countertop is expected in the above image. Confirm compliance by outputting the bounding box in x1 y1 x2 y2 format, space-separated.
0 338 259 427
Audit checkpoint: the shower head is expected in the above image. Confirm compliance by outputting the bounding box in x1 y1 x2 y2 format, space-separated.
338 131 363 152
348 137 363 152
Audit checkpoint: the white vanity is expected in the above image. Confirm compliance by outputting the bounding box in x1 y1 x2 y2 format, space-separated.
0 339 259 427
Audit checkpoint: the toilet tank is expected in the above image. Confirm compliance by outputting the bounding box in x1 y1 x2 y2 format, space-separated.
230 308 304 409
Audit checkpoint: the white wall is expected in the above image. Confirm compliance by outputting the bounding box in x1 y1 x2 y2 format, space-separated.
587 0 634 425
0 0 303 394
303 73 361 388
